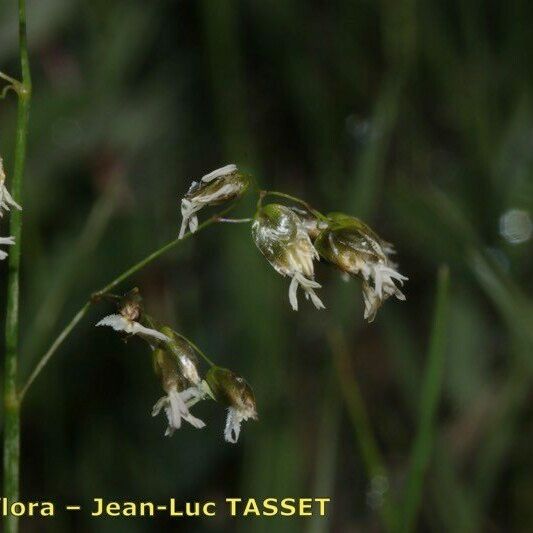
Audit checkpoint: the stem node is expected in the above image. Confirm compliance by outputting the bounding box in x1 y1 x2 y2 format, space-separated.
4 391 20 412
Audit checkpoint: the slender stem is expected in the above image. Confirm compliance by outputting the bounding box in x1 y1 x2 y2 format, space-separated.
174 333 215 367
0 71 21 87
329 329 398 533
19 304 90 401
1 84 18 100
402 266 450 532
19 207 235 401
93 201 237 298
143 313 216 368
3 2 31 533
215 217 253 224
261 190 329 221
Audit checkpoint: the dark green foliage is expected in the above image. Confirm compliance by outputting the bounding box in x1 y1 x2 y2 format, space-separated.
0 0 532 531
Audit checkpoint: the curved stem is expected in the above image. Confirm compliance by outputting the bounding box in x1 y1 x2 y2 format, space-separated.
261 190 328 221
18 303 90 401
92 202 235 297
0 71 23 101
3 2 31 532
1 85 18 100
174 332 215 367
0 71 21 88
19 205 237 401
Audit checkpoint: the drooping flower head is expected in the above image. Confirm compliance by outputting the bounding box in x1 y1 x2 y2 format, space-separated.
0 236 15 261
314 213 407 322
0 156 22 217
96 288 169 343
252 203 325 311
205 366 257 443
152 348 207 436
179 164 250 239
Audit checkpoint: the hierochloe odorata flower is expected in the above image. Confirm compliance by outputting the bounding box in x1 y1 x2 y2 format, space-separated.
314 213 407 321
152 348 208 436
179 164 249 239
205 366 257 443
96 288 170 342
252 203 325 311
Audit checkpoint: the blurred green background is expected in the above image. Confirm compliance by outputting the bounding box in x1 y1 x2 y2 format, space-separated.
1 0 533 531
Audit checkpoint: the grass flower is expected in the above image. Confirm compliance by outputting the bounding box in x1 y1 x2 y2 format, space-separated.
96 288 169 342
179 164 249 239
206 366 257 443
152 348 207 436
315 213 407 322
252 203 325 311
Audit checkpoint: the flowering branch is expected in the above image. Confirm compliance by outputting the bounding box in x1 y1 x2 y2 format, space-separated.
17 159 408 466
93 289 257 442
173 332 215 367
20 160 409 408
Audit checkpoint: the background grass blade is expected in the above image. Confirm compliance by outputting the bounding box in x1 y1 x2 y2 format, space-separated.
330 328 399 533
1 1 531 530
307 367 341 533
403 266 451 532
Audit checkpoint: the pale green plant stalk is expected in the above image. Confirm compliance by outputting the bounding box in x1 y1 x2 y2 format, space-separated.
3 1 31 532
